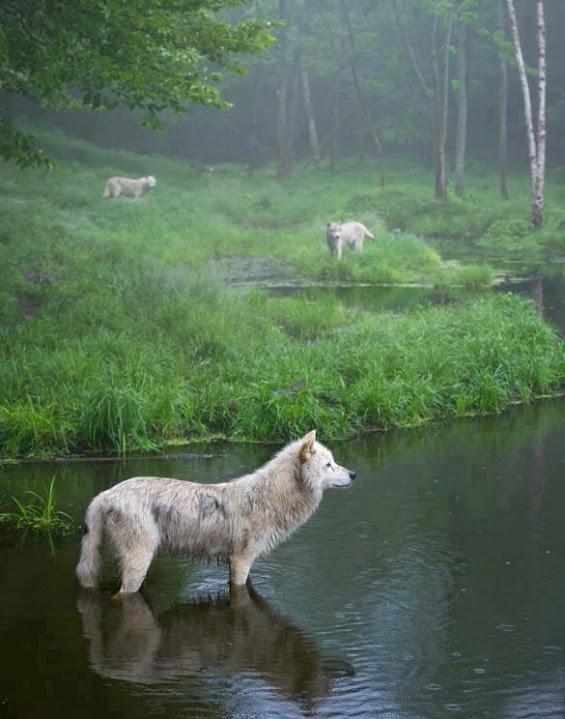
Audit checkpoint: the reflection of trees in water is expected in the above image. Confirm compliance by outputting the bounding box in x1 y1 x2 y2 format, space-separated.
77 584 352 712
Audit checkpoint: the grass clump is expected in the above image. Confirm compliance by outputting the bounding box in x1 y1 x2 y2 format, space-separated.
433 263 494 290
0 479 75 533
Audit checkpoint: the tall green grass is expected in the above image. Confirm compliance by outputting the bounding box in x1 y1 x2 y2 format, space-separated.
1 130 564 458
1 278 564 457
0 479 74 532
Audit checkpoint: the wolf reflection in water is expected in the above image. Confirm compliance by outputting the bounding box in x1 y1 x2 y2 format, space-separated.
77 584 353 707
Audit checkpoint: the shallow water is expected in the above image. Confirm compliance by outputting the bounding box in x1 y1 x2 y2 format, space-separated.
2 402 565 718
268 271 565 335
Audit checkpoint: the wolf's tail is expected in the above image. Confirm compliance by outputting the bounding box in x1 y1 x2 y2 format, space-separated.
365 226 375 240
76 498 104 588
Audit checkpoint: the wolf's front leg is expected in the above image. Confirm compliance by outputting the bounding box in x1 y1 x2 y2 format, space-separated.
229 554 253 586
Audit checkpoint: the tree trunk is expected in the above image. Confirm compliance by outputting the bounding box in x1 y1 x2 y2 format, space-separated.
277 0 293 182
300 61 320 164
287 50 301 168
392 0 455 199
533 0 546 229
247 65 262 177
341 0 385 187
329 81 340 173
454 21 467 198
432 11 453 200
506 0 546 228
498 0 510 199
298 3 320 165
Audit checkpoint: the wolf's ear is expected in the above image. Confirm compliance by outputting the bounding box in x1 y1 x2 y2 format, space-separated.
298 430 317 464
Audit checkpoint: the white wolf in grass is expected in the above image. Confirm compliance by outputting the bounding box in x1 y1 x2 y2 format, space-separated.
102 175 156 199
76 431 356 594
326 220 375 259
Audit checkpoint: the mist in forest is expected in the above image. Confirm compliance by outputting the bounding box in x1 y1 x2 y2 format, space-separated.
2 0 562 177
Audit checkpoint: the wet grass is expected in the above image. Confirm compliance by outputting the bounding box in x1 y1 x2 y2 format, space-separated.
0 479 75 533
1 273 564 457
363 161 565 257
1 130 564 458
0 128 496 307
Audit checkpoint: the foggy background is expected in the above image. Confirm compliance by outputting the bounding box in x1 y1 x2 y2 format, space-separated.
3 0 564 170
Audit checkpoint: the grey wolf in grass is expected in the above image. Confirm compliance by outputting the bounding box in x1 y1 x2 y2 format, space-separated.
76 431 356 594
102 175 156 199
326 220 375 260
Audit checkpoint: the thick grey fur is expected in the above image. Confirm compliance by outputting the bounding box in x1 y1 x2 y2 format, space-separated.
76 431 355 594
102 175 156 198
326 220 375 259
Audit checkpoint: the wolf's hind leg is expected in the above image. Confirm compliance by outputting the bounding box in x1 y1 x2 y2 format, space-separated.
117 544 158 594
113 526 159 595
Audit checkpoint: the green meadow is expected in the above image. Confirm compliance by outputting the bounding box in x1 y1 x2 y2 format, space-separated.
1 130 564 458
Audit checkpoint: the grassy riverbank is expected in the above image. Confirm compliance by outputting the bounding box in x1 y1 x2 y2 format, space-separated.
1 131 564 458
2 276 564 457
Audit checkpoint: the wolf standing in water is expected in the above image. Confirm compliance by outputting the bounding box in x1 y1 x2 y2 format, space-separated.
76 431 356 594
326 220 375 259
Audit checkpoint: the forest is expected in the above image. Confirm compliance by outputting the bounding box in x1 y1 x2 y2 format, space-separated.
4 1 563 225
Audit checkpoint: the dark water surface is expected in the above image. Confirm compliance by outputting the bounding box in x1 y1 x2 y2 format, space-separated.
269 271 565 336
2 402 565 718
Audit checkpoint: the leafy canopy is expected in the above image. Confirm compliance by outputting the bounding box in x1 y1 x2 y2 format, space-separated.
0 0 273 166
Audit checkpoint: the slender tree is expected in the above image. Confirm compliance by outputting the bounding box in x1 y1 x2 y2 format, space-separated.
432 7 455 199
391 0 454 199
497 0 510 199
299 4 321 164
277 0 294 181
505 0 547 228
300 61 321 163
340 0 386 187
454 19 468 197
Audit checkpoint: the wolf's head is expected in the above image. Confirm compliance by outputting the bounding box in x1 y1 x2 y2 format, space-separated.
326 222 341 242
297 430 356 490
144 175 157 189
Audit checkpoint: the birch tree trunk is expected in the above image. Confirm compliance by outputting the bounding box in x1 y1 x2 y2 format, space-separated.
505 0 546 227
534 0 547 228
454 20 467 198
498 0 510 199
